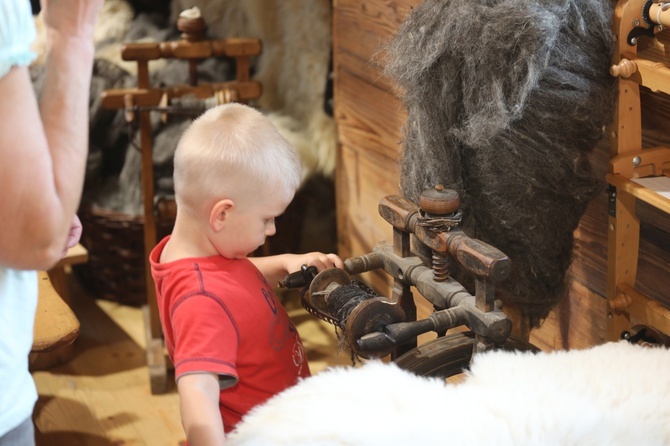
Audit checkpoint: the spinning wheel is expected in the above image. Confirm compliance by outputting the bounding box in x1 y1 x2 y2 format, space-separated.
287 185 538 376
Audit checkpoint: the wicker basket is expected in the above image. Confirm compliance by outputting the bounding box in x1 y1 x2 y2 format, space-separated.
75 206 174 306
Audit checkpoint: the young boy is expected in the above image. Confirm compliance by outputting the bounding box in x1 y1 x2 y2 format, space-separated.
149 103 343 445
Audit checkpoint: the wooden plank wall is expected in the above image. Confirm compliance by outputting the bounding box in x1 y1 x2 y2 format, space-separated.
332 0 670 351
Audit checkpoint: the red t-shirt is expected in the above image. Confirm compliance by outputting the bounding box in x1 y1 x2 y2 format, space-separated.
150 236 311 433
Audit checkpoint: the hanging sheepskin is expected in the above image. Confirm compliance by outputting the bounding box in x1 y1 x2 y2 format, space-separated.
382 0 616 325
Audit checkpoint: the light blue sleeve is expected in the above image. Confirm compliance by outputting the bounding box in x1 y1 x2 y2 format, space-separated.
0 0 37 78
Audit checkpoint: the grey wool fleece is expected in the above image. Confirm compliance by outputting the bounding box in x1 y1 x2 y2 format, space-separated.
383 0 616 325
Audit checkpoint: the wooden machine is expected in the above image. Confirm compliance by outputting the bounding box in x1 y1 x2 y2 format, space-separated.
284 185 537 377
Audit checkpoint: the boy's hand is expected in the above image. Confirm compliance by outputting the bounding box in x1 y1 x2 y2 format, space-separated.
250 252 344 287
297 252 344 273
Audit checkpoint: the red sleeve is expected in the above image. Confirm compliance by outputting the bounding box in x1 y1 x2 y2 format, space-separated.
171 294 239 384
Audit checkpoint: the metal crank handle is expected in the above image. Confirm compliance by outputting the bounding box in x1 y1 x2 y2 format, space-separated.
278 265 318 288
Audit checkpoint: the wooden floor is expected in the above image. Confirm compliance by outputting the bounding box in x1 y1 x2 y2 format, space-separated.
31 274 352 446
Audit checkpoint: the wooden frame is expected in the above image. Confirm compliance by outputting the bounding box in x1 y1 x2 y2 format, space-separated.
607 0 670 340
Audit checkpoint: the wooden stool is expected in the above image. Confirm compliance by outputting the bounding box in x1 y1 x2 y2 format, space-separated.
31 271 80 354
30 244 88 370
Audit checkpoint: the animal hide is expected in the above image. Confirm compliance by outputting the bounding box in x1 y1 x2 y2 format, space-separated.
227 342 670 445
382 0 616 325
169 0 337 179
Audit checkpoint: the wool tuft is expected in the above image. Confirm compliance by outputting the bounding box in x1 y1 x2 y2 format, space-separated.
382 0 616 325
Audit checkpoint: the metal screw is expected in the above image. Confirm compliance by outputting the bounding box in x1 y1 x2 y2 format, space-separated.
631 37 638 45
633 18 640 27
632 156 641 166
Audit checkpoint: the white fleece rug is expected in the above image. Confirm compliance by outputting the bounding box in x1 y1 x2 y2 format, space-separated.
227 341 670 445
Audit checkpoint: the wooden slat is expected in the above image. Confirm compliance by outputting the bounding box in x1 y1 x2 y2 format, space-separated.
607 173 670 213
613 283 670 335
100 81 262 109
336 143 400 293
530 279 608 351
121 38 262 61
334 0 416 62
571 195 608 297
335 67 405 160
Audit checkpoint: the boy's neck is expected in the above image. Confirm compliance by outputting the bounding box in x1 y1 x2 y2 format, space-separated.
160 214 218 263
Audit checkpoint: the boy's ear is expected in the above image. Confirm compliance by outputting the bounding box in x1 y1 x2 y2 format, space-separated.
209 199 234 232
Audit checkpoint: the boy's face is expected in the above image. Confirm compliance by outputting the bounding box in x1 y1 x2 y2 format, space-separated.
214 184 295 259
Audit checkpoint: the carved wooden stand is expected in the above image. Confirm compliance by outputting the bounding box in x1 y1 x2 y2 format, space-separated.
101 16 262 393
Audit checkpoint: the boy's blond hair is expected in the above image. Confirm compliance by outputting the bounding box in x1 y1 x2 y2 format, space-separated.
173 103 301 216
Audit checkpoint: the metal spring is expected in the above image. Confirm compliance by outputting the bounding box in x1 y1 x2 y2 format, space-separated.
432 252 450 281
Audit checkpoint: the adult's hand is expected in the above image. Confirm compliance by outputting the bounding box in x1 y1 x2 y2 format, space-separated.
61 214 83 258
40 0 103 40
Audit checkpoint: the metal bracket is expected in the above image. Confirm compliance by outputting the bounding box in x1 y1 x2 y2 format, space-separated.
608 185 617 217
628 24 655 45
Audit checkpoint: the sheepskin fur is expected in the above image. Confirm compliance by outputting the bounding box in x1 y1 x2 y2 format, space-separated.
169 0 337 179
227 342 670 445
382 0 616 325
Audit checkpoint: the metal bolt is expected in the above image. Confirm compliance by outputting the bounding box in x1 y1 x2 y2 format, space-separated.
633 18 640 27
632 156 641 166
631 37 638 45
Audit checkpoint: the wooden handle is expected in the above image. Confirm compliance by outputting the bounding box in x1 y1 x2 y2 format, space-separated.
444 232 511 281
649 3 670 27
378 195 419 232
610 58 637 78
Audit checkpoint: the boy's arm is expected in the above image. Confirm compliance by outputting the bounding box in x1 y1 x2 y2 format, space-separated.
177 373 226 445
249 252 344 286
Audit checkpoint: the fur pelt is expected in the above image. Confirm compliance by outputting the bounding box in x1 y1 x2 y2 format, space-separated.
169 0 336 179
382 0 616 325
227 342 670 445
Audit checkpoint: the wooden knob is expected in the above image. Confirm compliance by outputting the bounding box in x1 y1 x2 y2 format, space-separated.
607 291 632 313
610 58 637 79
177 8 206 42
419 184 460 215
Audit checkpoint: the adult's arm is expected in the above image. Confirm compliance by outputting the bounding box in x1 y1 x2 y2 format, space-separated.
0 0 102 270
